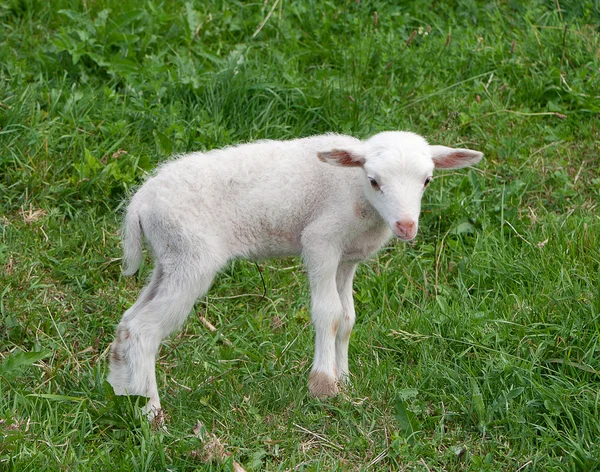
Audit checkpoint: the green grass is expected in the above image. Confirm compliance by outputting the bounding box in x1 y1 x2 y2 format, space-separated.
1 0 599 470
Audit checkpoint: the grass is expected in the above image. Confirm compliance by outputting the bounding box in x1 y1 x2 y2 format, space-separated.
1 0 599 470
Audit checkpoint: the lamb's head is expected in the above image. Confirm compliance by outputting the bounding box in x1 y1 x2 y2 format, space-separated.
318 131 483 241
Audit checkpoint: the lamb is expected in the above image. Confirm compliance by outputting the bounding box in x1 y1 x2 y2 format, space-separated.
107 131 483 416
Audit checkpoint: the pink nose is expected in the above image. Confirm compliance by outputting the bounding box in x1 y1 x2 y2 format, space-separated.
395 219 417 241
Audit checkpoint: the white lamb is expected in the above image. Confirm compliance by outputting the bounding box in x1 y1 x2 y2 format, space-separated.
107 131 483 415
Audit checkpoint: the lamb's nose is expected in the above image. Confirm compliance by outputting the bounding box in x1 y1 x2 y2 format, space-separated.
394 219 417 241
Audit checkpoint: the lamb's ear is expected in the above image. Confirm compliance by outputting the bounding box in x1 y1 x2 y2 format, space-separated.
430 145 483 169
317 147 366 167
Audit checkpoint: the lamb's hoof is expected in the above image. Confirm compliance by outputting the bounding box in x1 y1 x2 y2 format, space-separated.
337 372 350 385
143 395 162 417
148 408 169 432
308 371 339 399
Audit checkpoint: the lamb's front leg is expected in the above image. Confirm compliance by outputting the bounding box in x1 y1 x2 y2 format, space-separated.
335 261 358 384
305 257 344 398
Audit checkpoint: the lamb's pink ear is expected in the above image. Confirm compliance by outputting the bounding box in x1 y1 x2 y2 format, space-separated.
430 145 483 169
317 147 366 167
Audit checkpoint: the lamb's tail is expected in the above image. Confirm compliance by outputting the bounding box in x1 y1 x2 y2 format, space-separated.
122 203 144 276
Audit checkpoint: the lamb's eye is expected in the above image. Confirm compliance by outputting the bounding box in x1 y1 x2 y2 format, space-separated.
424 176 433 188
369 177 380 191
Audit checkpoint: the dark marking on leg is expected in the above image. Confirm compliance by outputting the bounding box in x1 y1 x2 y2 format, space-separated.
116 325 130 342
331 319 340 336
145 265 163 303
111 346 123 364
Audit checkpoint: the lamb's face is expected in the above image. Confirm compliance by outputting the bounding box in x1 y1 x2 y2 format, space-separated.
362 132 435 241
317 130 483 241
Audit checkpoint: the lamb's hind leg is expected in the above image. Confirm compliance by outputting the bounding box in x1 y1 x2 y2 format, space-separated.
108 265 164 396
107 262 218 416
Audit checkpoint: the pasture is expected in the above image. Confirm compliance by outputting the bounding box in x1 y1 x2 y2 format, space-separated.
1 1 599 470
